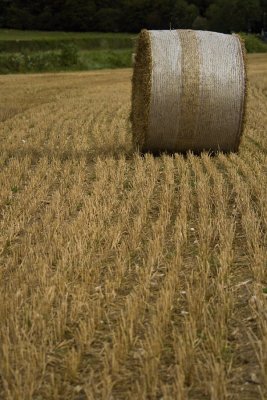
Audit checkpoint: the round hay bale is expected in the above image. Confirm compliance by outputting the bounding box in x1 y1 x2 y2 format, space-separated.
131 29 247 153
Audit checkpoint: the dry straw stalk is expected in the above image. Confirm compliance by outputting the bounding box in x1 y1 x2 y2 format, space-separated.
132 29 247 153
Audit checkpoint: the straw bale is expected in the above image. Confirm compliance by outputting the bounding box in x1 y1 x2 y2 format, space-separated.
131 29 247 153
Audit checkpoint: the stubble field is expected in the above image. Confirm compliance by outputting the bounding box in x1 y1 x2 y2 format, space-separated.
0 54 266 400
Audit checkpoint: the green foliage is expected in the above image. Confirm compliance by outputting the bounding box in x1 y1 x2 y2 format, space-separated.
0 31 135 52
0 30 136 41
0 50 62 73
240 32 267 52
60 43 78 66
0 48 133 74
79 49 132 69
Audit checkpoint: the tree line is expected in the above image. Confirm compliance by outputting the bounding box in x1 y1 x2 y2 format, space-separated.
0 0 266 33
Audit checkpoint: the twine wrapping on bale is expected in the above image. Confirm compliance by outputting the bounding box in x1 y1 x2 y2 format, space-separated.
131 29 247 153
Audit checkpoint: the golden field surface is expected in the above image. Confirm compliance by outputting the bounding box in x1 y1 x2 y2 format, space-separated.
0 54 266 400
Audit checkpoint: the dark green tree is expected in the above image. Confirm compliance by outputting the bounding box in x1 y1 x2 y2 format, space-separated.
0 0 265 33
143 0 199 30
171 0 199 28
61 0 96 31
206 0 262 32
192 15 208 29
95 7 122 31
120 0 153 32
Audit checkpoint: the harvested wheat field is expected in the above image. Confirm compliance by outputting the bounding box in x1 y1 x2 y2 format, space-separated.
0 54 266 400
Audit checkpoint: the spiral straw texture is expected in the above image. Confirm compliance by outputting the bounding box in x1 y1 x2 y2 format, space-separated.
131 29 247 153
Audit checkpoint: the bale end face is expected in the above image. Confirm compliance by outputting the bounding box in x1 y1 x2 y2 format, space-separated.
131 29 152 151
